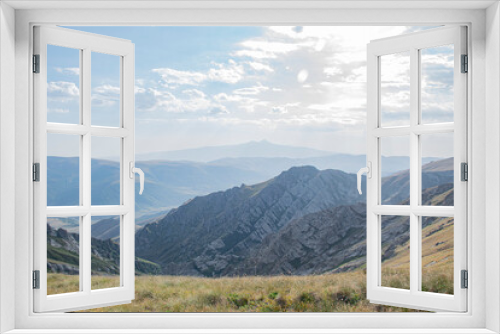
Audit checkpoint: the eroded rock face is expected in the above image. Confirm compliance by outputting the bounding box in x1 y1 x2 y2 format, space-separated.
238 203 367 276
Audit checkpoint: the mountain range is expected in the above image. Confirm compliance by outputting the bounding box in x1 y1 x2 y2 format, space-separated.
48 142 441 219
134 158 453 277
47 152 454 277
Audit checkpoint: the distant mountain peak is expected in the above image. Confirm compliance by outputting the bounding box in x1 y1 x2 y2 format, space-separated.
274 165 319 183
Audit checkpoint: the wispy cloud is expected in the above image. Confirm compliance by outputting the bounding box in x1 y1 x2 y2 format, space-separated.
55 67 80 76
152 60 244 87
47 81 79 102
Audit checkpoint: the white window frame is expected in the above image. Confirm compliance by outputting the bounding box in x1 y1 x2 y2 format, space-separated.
0 1 498 333
366 26 468 312
33 25 136 313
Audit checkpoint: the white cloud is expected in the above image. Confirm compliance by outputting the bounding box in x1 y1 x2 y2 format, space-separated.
94 85 120 95
152 60 244 87
234 40 301 59
48 108 70 113
92 85 120 107
207 60 244 84
55 67 80 76
135 86 227 115
47 81 79 102
248 62 273 72
233 84 269 96
152 68 206 86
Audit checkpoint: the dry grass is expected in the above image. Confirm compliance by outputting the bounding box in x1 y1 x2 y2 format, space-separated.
45 271 422 313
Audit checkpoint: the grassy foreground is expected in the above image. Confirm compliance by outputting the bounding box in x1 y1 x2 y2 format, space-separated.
47 271 426 313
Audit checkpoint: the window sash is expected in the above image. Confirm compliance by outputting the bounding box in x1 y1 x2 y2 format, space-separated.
33 25 136 313
366 25 468 312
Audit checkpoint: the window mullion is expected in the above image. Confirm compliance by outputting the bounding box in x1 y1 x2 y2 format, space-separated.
409 47 420 294
82 47 92 294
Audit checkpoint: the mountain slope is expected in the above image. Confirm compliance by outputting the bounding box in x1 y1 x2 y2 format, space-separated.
135 166 364 276
244 182 454 276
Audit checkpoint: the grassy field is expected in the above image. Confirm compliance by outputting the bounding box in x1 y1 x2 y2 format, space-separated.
52 271 417 312
46 267 447 313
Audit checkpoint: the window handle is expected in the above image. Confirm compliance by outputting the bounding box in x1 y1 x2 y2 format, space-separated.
129 162 145 195
357 162 372 195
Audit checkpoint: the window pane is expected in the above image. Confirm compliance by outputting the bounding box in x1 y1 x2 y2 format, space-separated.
47 45 80 124
91 52 121 127
380 51 410 127
47 133 80 206
91 136 121 206
47 217 81 295
381 136 410 205
421 133 454 206
421 45 454 124
421 217 454 295
91 215 121 290
381 215 410 290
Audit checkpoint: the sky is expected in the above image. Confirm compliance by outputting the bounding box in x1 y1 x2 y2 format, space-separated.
46 26 454 159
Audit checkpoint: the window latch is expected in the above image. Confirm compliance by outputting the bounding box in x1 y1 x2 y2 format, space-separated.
357 162 372 195
129 161 145 195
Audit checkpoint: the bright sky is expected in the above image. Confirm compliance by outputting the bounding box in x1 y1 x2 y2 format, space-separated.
46 26 454 159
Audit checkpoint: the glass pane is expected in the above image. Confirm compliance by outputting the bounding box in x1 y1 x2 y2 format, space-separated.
91 215 121 290
421 45 454 124
381 215 410 290
47 45 80 124
380 51 410 127
421 133 454 206
47 217 80 295
91 136 121 206
421 217 454 295
381 136 410 205
47 133 80 206
91 52 121 127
